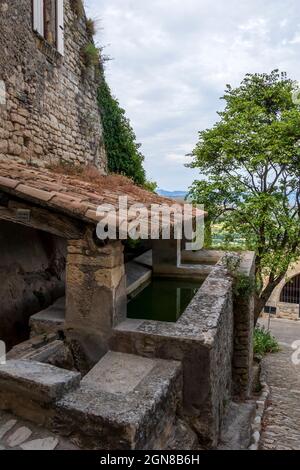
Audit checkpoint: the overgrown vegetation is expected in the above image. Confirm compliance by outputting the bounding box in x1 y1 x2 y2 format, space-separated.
76 4 156 191
86 18 96 38
233 273 256 299
254 326 280 356
98 79 156 189
188 70 300 322
222 253 256 299
82 43 101 67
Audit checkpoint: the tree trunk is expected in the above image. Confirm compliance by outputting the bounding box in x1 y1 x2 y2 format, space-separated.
254 275 286 325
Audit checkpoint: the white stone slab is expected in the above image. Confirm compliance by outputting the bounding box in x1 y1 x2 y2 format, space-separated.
21 437 59 451
0 360 81 403
0 419 17 439
7 426 32 447
82 351 156 394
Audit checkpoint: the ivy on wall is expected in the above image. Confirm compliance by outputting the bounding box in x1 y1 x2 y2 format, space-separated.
71 1 156 190
98 79 149 187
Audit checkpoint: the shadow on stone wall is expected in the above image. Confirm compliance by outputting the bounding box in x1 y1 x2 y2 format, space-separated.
0 220 66 350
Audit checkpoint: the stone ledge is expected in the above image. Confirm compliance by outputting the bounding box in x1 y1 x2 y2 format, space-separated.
126 261 152 296
54 352 182 450
30 297 65 336
0 360 81 405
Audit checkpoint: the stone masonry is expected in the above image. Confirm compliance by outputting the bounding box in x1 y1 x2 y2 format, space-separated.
233 252 255 397
111 251 256 447
0 0 106 169
266 259 300 321
65 236 127 369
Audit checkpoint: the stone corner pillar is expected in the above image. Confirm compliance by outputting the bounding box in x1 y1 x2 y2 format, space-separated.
152 238 182 275
65 235 126 368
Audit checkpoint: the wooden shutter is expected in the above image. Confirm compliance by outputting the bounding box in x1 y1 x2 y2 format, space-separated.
33 0 44 36
56 0 65 56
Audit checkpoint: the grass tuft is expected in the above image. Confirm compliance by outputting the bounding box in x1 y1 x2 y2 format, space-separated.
254 326 280 356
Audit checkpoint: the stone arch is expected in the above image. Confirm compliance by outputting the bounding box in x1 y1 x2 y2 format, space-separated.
280 273 300 304
267 260 300 320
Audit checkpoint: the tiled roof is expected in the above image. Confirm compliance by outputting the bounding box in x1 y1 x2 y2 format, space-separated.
0 159 205 230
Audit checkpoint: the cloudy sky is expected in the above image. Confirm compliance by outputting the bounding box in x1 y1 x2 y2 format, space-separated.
85 0 300 191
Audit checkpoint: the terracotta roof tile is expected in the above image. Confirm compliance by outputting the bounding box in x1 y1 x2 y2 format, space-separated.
0 176 20 189
16 184 55 202
0 159 206 231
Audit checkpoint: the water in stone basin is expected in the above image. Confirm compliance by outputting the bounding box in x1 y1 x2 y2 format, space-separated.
127 278 204 323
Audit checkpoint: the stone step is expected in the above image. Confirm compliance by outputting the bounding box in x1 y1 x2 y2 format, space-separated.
54 351 182 450
30 297 65 336
0 360 81 424
218 401 256 450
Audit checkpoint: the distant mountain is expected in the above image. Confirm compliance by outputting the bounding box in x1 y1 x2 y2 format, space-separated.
157 189 188 199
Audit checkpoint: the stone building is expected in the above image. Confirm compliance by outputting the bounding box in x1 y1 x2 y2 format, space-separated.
0 0 107 349
265 260 300 321
0 0 256 450
0 0 106 170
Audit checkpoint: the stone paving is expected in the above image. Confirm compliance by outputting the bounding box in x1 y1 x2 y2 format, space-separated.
0 411 79 450
259 318 300 450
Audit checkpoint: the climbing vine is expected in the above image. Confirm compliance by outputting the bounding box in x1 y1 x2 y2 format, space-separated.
98 79 155 188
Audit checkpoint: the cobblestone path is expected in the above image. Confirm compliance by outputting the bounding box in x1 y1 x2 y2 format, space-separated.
0 411 79 450
259 319 300 450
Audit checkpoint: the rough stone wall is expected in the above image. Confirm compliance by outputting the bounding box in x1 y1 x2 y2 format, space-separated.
0 0 107 170
0 220 66 351
274 303 299 319
232 252 255 397
209 272 234 436
65 238 127 372
111 261 235 448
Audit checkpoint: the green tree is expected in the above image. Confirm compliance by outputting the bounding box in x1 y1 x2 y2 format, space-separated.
98 80 156 189
188 70 300 322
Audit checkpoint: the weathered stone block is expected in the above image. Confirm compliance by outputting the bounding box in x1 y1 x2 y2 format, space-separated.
111 259 235 448
0 360 81 405
65 239 127 367
29 297 65 336
54 352 182 450
10 113 26 126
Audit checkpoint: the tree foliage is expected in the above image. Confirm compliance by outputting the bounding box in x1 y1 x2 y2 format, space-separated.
188 70 300 320
98 79 155 189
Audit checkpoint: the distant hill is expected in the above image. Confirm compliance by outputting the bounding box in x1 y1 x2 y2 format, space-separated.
157 189 188 199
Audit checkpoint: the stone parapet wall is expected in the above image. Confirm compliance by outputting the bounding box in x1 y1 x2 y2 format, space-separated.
233 252 256 397
276 303 299 320
0 0 106 169
111 260 235 447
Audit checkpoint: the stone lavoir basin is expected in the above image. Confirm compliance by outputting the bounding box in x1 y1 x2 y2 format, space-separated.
127 277 204 322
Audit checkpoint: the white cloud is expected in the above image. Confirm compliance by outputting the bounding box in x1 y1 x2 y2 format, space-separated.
85 0 300 190
289 33 300 44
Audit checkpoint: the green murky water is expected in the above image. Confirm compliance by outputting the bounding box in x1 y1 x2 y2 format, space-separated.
127 278 203 323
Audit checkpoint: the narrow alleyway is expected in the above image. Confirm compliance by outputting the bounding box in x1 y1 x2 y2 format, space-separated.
259 318 300 450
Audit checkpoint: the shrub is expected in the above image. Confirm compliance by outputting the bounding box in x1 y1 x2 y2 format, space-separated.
82 43 100 68
233 273 256 299
86 18 96 37
254 326 280 356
